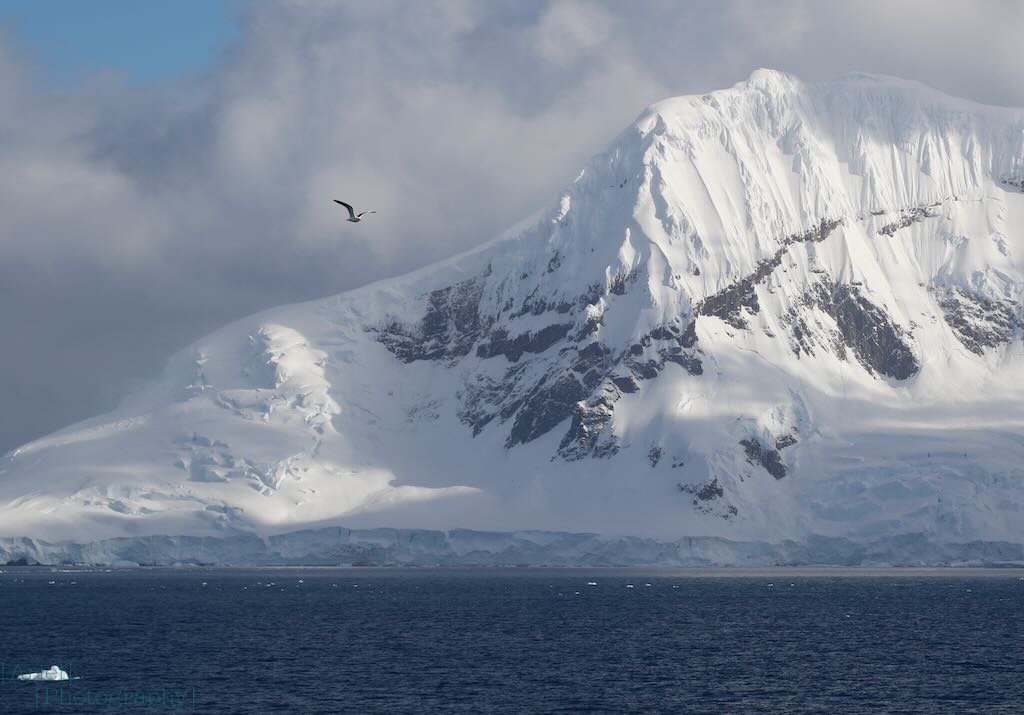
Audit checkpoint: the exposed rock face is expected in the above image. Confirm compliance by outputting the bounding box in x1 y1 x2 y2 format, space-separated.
476 323 574 361
376 259 709 458
786 281 919 380
375 204 929 465
876 204 938 236
507 374 589 448
375 278 488 363
775 433 799 450
740 438 787 479
824 284 920 380
697 218 843 329
558 384 620 460
625 322 704 382
611 375 640 394
679 478 724 501
609 267 641 296
937 288 1022 355
678 479 737 518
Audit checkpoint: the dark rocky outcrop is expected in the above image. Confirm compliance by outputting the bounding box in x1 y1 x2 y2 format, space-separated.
457 362 532 436
775 433 798 450
375 215 917 462
699 280 759 329
557 384 620 460
876 205 937 236
678 478 736 517
650 320 699 348
507 374 589 449
623 321 704 380
786 280 919 380
609 267 641 295
574 341 613 368
510 287 572 319
824 284 919 379
740 438 787 479
697 217 843 329
610 374 640 393
679 478 724 501
476 323 574 361
659 347 704 375
785 307 845 361
937 287 1021 355
626 358 662 381
460 334 635 458
375 278 488 363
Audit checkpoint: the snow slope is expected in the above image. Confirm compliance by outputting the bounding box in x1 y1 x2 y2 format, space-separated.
2 70 1023 565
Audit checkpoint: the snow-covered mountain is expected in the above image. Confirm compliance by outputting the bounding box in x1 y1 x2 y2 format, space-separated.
3 70 1024 566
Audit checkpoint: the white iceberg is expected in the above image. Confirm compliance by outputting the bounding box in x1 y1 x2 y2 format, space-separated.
17 666 69 682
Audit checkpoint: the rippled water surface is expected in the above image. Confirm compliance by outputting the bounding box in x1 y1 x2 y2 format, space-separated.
1 567 1022 713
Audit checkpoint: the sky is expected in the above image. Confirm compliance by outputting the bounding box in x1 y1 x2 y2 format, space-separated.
0 0 238 84
0 0 1022 454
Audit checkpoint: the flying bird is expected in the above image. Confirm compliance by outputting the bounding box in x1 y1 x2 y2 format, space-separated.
333 199 376 223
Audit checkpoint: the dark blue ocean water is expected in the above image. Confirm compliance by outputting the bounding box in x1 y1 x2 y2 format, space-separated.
0 567 1022 714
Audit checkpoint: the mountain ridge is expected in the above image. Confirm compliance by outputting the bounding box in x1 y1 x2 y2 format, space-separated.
2 69 1023 564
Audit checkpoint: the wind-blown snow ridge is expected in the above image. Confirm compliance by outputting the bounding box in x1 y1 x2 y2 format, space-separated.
2 70 1023 564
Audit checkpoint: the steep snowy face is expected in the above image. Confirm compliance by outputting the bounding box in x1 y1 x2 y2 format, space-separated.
2 70 1024 551
372 70 1024 462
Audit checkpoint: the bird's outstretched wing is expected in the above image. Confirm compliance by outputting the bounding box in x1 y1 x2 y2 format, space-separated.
357 210 376 218
333 199 356 220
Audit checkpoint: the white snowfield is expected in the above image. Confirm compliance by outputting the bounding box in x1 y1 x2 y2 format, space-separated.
2 70 1023 566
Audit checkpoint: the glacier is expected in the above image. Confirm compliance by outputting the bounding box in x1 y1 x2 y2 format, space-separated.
4 528 1024 568
1 69 1023 566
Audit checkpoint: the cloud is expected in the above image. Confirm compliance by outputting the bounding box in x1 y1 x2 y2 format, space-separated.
533 0 612 65
1 0 1022 452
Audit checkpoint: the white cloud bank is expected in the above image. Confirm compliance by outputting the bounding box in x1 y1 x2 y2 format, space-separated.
0 0 1021 452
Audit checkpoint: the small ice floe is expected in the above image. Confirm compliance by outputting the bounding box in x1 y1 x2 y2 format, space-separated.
17 666 69 682
586 582 597 586
298 579 304 584
48 581 55 585
626 584 635 589
644 583 652 587
575 591 580 595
